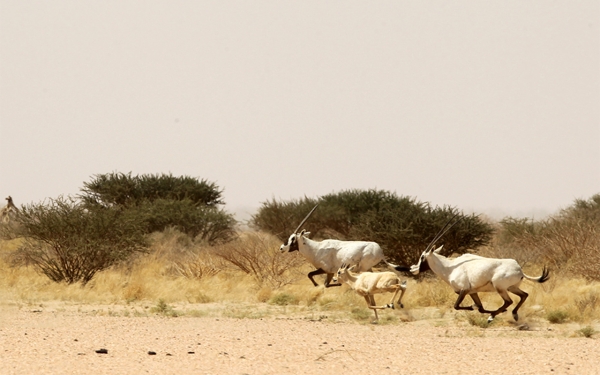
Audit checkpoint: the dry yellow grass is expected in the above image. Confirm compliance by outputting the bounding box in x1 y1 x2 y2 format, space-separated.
1 236 599 327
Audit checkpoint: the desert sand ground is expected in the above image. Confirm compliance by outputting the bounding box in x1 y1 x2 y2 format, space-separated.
1 303 599 375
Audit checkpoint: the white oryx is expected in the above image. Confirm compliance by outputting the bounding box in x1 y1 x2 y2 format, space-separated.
333 263 407 322
390 217 550 322
279 204 386 287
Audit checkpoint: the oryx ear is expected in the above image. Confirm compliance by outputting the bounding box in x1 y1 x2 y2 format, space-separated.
302 231 311 237
299 229 306 235
434 245 444 254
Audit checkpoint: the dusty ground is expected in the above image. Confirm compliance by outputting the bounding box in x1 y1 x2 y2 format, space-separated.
1 304 599 375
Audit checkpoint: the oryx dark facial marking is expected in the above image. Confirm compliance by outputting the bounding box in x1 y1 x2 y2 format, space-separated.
287 235 299 252
418 255 431 273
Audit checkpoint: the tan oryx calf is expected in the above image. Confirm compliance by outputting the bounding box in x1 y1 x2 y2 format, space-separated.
333 263 407 322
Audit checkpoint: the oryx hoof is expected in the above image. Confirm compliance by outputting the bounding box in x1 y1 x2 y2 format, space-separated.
386 303 395 310
487 315 494 323
399 303 404 309
513 312 519 322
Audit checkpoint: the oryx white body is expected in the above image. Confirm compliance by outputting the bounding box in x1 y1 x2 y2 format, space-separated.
280 230 385 287
333 264 407 322
406 245 549 322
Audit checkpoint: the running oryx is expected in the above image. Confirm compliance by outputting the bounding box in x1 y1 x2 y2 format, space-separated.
279 204 386 287
389 216 550 322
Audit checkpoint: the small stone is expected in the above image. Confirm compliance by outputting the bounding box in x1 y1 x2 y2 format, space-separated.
148 351 157 355
95 349 108 354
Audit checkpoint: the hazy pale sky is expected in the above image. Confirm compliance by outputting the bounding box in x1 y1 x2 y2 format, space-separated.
1 1 598 221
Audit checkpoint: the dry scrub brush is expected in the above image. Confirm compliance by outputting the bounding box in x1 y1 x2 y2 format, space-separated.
490 195 600 281
502 217 600 280
210 231 306 288
3 224 600 325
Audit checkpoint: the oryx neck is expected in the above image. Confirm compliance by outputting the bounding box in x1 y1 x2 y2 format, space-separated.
296 235 319 264
425 252 454 278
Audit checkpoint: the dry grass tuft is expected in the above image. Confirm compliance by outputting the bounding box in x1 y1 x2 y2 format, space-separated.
210 231 306 288
2 233 600 325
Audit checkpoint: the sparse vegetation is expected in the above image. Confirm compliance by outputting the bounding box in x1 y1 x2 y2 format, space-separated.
493 194 600 280
577 326 596 338
350 306 372 321
0 196 147 284
150 299 179 317
546 310 569 324
463 312 492 328
269 292 298 306
211 231 305 288
0 192 599 327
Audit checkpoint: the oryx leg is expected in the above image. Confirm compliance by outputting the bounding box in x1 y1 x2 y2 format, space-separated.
363 295 379 321
396 283 407 309
507 286 528 322
453 289 475 311
385 288 400 309
307 269 340 287
488 289 513 322
385 285 406 309
323 272 341 288
469 293 495 314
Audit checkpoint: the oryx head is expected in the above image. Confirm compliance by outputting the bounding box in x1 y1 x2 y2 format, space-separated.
279 204 319 253
410 245 443 275
280 229 311 253
410 214 463 275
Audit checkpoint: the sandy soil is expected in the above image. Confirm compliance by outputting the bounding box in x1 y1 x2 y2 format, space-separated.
1 304 599 375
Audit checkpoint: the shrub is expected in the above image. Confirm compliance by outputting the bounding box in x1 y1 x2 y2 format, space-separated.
1 196 147 284
499 194 600 280
577 326 596 338
79 172 237 243
269 292 298 306
133 199 236 244
251 189 494 266
150 299 179 317
170 251 222 280
250 197 321 240
546 310 569 324
210 232 305 288
80 172 224 208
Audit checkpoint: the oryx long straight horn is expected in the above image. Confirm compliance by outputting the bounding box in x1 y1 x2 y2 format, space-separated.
423 213 463 253
293 203 319 234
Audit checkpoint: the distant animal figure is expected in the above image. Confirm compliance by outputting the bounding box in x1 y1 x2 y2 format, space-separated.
1 196 18 223
279 204 385 287
332 263 407 322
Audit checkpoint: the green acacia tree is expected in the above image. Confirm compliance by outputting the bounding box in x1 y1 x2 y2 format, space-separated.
251 189 494 266
80 172 224 208
79 172 236 243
